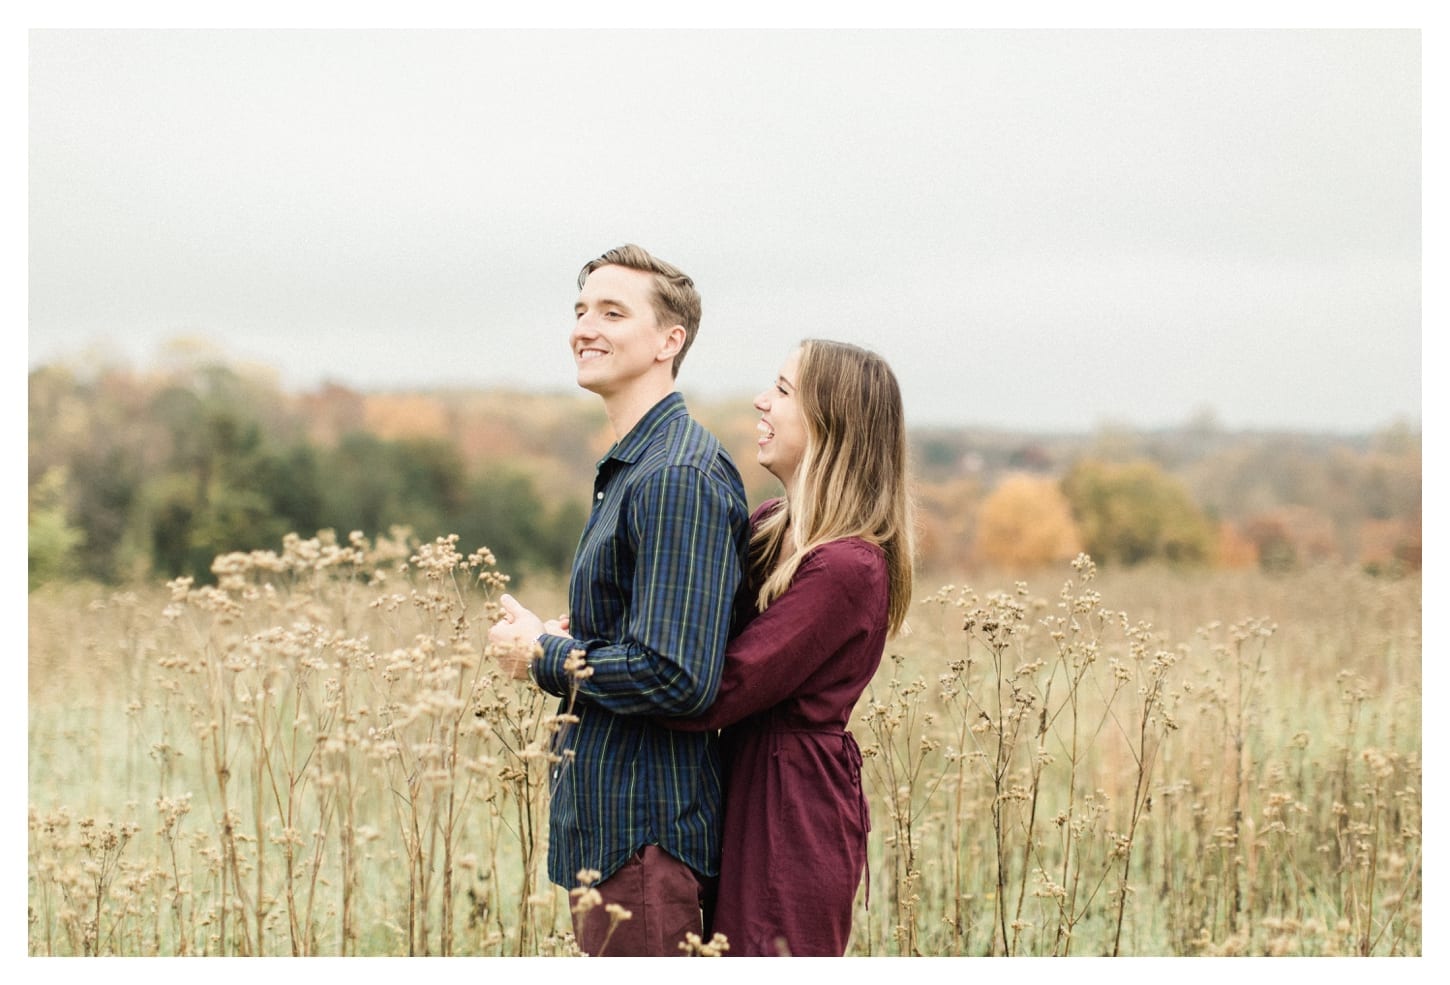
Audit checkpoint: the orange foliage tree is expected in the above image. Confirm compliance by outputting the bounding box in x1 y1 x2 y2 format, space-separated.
1213 520 1259 570
972 473 1083 571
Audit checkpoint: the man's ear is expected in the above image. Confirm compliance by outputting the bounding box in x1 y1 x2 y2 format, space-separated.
656 324 686 364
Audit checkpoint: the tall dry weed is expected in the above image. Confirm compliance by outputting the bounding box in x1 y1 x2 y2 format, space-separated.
28 539 1420 956
855 556 1420 956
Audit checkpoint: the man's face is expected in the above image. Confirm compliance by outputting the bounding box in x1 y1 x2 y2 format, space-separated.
571 264 677 399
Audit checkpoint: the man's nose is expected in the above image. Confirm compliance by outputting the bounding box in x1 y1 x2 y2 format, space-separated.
571 315 598 342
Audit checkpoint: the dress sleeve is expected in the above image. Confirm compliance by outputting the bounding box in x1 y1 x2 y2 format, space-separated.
532 464 743 716
657 539 884 731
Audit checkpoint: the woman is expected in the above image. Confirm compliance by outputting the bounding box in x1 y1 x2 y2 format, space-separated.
662 338 914 957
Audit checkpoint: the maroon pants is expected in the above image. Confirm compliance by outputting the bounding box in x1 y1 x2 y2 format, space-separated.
572 845 714 957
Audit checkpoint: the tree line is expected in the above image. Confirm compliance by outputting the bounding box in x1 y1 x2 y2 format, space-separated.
28 355 1421 589
28 361 586 588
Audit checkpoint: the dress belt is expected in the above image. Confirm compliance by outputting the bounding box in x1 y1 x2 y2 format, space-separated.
768 725 872 909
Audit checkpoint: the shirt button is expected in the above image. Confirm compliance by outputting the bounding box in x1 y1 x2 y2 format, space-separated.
596 492 604 501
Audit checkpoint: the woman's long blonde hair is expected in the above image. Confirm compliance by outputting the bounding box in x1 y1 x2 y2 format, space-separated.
751 339 915 636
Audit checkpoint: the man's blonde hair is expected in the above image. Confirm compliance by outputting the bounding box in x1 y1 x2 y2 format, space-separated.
578 244 701 378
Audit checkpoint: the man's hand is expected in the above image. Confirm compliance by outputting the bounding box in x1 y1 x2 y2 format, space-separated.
488 594 547 680
489 596 575 681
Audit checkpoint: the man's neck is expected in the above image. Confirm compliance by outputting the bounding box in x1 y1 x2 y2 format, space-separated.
601 378 677 442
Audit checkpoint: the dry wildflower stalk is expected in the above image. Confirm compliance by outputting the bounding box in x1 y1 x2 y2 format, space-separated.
34 528 564 956
848 554 1420 957
859 654 936 954
29 547 1421 956
679 931 730 956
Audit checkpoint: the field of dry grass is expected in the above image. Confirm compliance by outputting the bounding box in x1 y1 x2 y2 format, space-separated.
27 532 1421 956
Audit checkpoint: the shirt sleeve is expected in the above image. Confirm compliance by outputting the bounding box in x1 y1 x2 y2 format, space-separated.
532 464 743 716
658 540 884 732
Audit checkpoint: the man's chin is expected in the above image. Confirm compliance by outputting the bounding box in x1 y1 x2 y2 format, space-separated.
576 373 607 396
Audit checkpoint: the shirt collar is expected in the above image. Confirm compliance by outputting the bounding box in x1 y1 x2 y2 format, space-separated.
600 392 687 467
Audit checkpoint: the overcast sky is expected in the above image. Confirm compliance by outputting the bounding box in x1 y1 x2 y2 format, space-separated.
26 26 1424 433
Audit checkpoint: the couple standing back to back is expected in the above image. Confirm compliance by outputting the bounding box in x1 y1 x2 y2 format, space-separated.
488 244 914 958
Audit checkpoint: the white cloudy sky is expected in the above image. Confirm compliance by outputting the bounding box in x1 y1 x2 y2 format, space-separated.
25 21 1427 433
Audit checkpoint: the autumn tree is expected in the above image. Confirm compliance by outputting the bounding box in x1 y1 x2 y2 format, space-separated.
973 473 1082 571
1214 520 1259 570
1241 505 1340 573
1061 459 1214 567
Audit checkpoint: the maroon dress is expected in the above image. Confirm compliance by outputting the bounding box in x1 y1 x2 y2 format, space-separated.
666 507 890 957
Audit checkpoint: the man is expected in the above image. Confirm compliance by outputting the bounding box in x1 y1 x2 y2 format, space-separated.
488 244 749 956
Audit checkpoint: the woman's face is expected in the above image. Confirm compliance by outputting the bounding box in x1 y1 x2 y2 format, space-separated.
753 348 807 489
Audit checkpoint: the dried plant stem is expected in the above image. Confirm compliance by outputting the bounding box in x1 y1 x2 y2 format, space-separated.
27 545 1422 956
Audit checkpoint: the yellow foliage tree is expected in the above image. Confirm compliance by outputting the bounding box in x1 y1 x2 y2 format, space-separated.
973 473 1082 571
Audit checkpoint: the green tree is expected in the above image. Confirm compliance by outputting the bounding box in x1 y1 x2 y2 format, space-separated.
318 435 467 545
454 470 551 576
28 468 84 589
1061 459 1214 567
452 469 589 581
131 378 326 578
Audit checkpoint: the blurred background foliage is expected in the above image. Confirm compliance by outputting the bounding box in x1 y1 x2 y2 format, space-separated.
28 349 1421 589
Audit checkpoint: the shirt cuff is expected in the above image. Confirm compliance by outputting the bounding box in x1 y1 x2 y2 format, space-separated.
532 633 580 697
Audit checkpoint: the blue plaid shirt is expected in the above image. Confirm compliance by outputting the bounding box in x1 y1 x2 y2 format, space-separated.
532 392 749 887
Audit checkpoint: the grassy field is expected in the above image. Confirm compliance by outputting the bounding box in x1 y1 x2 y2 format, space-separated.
27 532 1421 956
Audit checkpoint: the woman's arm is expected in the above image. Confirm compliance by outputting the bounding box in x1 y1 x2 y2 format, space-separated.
657 539 885 732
